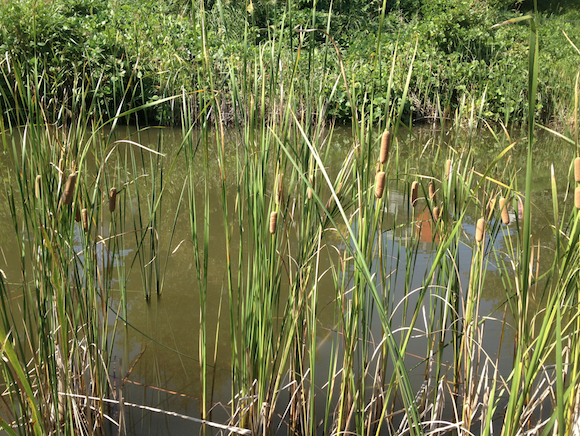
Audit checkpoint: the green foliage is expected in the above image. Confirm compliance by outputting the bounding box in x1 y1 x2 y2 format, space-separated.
0 0 578 125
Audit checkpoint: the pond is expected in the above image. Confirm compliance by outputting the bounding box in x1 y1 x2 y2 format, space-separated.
0 122 576 435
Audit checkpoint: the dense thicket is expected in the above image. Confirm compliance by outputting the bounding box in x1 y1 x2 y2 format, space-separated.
0 0 578 125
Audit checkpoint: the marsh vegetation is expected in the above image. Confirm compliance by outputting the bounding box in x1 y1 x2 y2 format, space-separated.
1 0 580 435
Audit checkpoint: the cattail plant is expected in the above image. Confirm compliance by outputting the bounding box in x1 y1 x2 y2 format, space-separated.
428 181 436 202
380 130 391 164
375 171 386 198
575 157 580 183
475 218 485 242
62 173 77 205
411 181 419 207
445 159 452 179
576 187 580 209
75 206 81 222
81 208 88 231
269 211 277 234
35 175 41 199
306 174 315 200
109 187 118 212
499 197 510 224
433 206 440 222
276 174 284 206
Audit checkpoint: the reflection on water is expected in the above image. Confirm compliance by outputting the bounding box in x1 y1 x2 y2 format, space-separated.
0 124 572 434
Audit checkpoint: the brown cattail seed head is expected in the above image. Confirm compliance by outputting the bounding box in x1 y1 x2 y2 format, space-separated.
576 187 580 209
575 157 580 183
75 206 81 222
307 175 314 200
433 206 440 222
62 173 77 205
445 159 452 179
81 208 88 231
269 211 277 234
35 175 42 199
499 197 510 224
109 187 118 212
411 181 419 206
276 174 283 206
428 181 436 202
375 171 386 199
475 218 485 242
380 130 391 164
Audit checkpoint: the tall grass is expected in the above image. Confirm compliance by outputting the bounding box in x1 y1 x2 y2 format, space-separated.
1 0 579 435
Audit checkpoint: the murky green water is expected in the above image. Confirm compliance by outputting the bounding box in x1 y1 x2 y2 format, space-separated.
0 124 574 434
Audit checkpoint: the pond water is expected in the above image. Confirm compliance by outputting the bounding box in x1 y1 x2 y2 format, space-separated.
0 123 574 434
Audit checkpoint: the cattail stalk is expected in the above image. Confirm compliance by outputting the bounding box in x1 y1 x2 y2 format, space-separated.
276 174 283 206
307 175 314 200
445 159 452 179
428 181 436 202
109 187 118 212
81 208 88 231
380 130 391 164
576 187 580 209
475 218 485 242
62 173 77 205
411 181 419 207
575 157 580 183
269 211 277 234
375 171 386 199
499 197 510 224
35 175 42 199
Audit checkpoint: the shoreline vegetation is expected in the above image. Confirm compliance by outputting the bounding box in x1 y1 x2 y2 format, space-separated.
1 0 580 435
0 0 579 127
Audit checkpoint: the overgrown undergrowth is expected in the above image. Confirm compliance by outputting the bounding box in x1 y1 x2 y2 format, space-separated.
0 0 579 126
